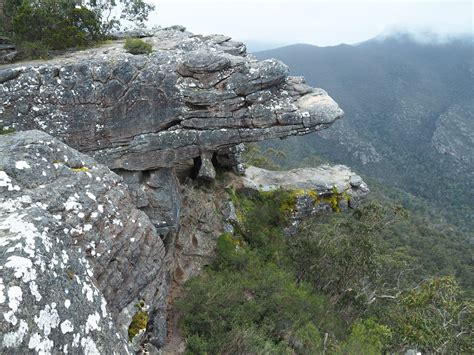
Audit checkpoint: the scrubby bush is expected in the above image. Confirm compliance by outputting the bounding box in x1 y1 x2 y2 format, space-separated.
176 192 343 354
178 181 473 354
124 38 153 55
16 41 50 59
0 0 154 58
11 1 103 50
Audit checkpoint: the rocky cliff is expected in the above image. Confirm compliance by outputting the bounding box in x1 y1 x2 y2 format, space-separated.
0 26 342 171
0 27 365 354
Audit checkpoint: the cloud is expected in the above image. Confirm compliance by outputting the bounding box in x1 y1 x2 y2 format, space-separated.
147 1 473 46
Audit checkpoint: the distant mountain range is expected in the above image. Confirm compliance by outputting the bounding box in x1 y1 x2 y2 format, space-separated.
255 33 474 228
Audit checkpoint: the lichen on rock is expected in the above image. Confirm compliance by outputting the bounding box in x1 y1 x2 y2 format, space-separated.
239 165 369 233
0 27 343 172
0 130 167 353
0 26 363 354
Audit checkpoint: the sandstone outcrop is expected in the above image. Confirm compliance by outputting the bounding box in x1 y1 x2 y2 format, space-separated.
241 165 369 232
0 131 168 353
0 26 359 354
0 26 343 173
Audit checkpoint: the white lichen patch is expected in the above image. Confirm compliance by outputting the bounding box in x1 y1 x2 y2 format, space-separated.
34 303 60 336
85 312 101 334
85 192 96 201
82 283 94 302
29 281 42 302
62 250 69 264
100 298 107 318
4 286 23 325
60 319 74 334
0 171 20 191
81 336 100 355
28 333 54 353
15 161 31 170
5 256 36 283
72 333 80 348
64 196 82 212
0 212 43 259
2 319 28 348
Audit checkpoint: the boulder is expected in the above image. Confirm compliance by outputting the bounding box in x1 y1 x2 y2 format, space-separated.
0 131 168 352
241 165 369 233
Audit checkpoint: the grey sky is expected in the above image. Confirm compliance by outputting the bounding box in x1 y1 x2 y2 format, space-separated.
148 0 473 48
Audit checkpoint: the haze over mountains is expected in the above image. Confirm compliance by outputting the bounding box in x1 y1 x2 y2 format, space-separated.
255 32 474 229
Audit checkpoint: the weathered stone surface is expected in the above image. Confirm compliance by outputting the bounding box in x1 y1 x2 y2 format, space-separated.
195 152 216 182
0 27 343 172
241 165 369 232
0 131 168 352
215 143 246 174
118 168 181 236
170 184 231 285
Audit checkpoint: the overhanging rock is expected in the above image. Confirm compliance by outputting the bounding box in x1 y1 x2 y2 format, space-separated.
0 27 343 172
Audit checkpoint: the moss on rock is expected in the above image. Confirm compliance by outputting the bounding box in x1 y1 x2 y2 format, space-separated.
128 300 149 342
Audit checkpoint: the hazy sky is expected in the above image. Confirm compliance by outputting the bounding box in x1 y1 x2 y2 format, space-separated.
148 0 473 48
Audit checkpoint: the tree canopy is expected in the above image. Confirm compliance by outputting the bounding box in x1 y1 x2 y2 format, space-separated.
0 0 155 54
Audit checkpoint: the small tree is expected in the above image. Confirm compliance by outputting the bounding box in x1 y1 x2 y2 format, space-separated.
0 0 155 51
80 0 155 33
388 276 473 353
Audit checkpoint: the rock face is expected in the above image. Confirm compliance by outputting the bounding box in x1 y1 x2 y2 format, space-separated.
0 131 169 353
0 27 353 354
241 165 369 232
0 26 343 172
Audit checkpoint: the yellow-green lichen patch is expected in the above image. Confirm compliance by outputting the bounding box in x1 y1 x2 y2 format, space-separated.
0 127 16 135
279 186 351 214
128 300 148 342
70 166 89 172
323 194 341 212
279 188 320 216
66 268 75 280
321 186 351 212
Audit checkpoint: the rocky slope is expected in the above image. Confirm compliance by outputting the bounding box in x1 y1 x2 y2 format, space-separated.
0 27 365 354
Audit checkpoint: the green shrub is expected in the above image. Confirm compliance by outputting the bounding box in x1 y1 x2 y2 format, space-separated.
185 334 208 355
16 41 50 60
124 38 153 55
212 233 249 271
340 319 391 355
231 190 291 262
3 0 104 57
177 245 339 354
14 2 102 48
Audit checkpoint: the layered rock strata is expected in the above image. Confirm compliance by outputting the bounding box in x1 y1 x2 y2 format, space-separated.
0 26 353 353
0 131 167 353
0 26 343 172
